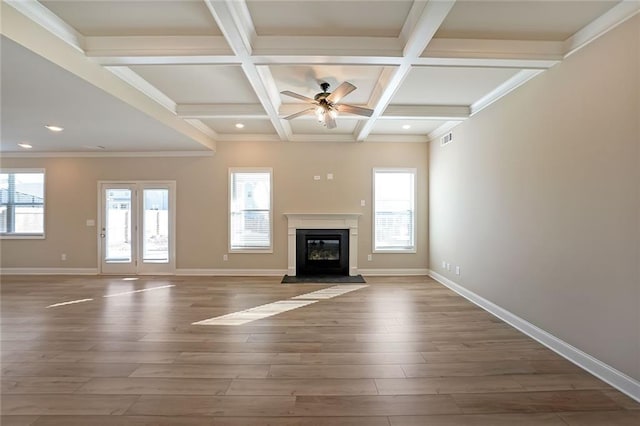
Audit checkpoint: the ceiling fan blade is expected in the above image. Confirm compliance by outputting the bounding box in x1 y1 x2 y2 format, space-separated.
324 112 337 129
337 103 374 117
282 108 315 120
326 82 356 103
281 90 316 103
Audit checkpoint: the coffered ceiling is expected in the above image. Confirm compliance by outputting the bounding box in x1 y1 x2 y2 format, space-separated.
1 0 638 154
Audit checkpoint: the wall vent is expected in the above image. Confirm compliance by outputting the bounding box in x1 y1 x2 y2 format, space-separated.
441 132 453 146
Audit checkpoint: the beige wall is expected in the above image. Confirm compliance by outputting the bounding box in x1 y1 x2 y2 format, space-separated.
0 141 428 272
429 16 640 380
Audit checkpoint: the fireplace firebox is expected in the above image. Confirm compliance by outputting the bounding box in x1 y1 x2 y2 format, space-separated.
296 229 349 276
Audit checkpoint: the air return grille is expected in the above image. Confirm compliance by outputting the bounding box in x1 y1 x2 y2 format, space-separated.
441 132 453 146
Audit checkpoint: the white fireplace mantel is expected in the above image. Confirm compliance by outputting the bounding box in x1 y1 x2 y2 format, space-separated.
284 213 361 276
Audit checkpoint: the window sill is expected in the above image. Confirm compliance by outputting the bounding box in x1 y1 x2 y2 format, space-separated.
0 234 45 240
229 248 273 254
373 248 416 254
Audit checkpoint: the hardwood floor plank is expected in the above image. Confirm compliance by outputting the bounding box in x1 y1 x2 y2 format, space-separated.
226 378 378 395
451 390 625 413
129 364 269 379
558 410 640 425
511 373 612 391
174 352 302 364
401 361 537 378
268 364 405 379
30 416 213 426
29 416 391 426
0 394 139 415
389 413 567 425
0 416 39 426
206 418 392 426
125 395 296 416
420 349 561 363
291 395 461 416
299 352 426 365
79 377 232 395
1 377 89 394
2 363 139 378
375 376 524 395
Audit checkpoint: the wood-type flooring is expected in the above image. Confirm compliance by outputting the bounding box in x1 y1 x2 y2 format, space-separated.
1 275 638 425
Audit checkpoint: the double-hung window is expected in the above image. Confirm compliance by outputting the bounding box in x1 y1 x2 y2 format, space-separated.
0 169 45 238
373 168 415 252
229 168 272 252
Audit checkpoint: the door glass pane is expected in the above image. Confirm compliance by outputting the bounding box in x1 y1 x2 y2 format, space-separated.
105 189 132 262
143 189 169 263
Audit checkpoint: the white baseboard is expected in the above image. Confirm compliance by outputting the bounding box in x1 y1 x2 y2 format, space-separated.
427 269 640 403
176 268 287 276
358 268 429 276
0 268 98 275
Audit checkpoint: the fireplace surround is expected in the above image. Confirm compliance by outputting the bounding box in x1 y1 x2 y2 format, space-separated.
285 213 360 277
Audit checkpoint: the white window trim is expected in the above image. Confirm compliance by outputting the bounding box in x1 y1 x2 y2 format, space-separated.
0 168 46 240
228 167 273 254
372 167 416 253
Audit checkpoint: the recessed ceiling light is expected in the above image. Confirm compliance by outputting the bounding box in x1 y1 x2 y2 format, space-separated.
18 143 33 149
45 125 64 132
235 123 245 129
402 124 411 130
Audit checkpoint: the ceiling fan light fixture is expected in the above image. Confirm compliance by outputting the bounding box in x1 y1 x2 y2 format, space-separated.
281 81 372 129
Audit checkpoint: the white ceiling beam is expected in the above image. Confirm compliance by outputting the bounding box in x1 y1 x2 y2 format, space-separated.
420 38 562 68
81 34 562 68
356 0 456 141
204 0 289 141
106 66 177 112
4 0 85 52
0 2 217 151
564 0 640 58
90 55 241 66
424 38 564 61
252 36 403 58
413 57 558 69
470 69 544 116
84 36 233 57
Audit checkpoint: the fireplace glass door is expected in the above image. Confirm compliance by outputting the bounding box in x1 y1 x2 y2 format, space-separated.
296 229 349 276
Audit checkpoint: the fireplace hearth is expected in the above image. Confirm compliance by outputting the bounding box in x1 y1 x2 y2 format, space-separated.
296 229 349 276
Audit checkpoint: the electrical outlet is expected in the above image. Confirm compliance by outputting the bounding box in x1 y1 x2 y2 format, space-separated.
223 254 228 261
446 263 451 271
327 173 333 180
360 200 366 207
367 254 372 261
314 175 321 181
442 260 446 268
61 253 67 261
455 266 461 275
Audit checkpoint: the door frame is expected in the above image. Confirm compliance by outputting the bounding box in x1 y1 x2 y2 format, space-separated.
97 180 176 275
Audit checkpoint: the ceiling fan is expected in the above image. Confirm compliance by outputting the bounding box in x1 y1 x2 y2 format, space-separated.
281 82 374 129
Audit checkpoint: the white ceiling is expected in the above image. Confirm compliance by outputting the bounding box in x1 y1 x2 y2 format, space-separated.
1 0 637 154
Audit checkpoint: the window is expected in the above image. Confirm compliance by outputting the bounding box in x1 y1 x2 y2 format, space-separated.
373 168 415 252
0 170 45 238
229 168 272 252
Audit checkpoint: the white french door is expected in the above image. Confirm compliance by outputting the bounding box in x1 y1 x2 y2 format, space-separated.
99 181 176 275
